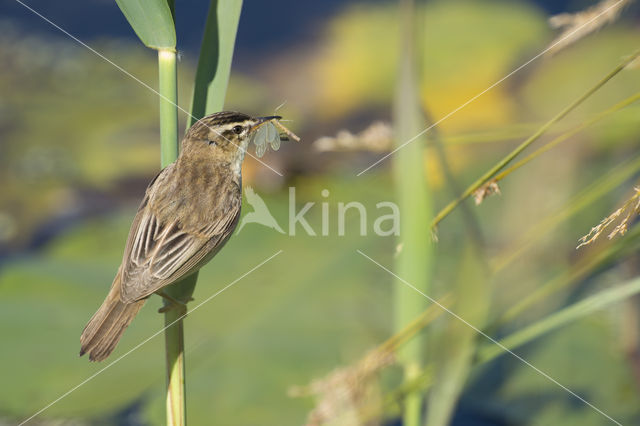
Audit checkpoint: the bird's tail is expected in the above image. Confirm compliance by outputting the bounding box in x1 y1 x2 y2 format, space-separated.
80 274 145 362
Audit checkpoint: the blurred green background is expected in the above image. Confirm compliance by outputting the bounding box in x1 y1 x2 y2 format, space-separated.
1 0 640 425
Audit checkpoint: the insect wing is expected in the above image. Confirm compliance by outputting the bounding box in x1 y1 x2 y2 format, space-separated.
265 122 276 143
255 142 267 158
253 123 268 146
267 122 281 151
253 124 268 157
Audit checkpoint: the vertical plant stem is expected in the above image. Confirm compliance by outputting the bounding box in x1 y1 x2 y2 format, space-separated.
158 48 197 426
160 2 242 424
159 49 179 168
164 274 197 426
393 0 432 424
164 306 186 426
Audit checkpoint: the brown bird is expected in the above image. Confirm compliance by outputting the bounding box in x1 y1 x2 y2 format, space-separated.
80 111 282 361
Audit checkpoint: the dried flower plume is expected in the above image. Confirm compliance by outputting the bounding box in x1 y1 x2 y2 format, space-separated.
547 0 632 55
290 300 448 425
314 122 392 152
289 349 395 426
577 187 640 248
473 180 501 205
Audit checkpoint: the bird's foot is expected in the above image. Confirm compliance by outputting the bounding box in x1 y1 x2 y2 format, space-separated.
156 291 194 313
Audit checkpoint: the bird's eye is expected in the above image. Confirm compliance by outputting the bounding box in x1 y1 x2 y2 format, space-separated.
232 125 243 134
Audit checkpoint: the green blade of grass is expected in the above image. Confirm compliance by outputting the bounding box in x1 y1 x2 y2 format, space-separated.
492 92 640 185
388 274 640 406
115 0 176 50
430 50 640 231
499 221 640 325
478 275 640 364
188 0 243 126
492 153 640 273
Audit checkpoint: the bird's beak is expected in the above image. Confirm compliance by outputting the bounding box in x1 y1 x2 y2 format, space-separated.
251 116 282 132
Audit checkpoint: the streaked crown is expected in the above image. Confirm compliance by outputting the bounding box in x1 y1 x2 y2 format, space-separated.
186 111 254 142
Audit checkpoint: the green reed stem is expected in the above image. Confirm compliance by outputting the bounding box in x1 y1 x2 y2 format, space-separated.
380 295 450 354
159 50 179 169
430 50 640 231
158 48 196 426
393 1 433 424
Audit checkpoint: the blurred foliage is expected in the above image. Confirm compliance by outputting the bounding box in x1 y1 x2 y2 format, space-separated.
312 0 548 131
0 24 158 247
1 0 640 425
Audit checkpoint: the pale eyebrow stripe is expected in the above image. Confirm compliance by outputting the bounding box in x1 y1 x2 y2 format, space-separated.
213 121 254 134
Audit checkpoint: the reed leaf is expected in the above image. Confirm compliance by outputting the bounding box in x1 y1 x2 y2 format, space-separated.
189 0 244 126
114 0 176 50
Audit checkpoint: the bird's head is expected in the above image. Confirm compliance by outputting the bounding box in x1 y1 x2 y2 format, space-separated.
180 111 282 171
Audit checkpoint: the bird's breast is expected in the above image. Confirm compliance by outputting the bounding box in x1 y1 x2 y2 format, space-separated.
152 160 242 230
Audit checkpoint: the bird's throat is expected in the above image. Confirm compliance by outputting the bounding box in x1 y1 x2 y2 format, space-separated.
231 137 251 177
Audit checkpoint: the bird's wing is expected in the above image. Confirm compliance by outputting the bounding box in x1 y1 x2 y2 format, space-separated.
118 189 240 303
